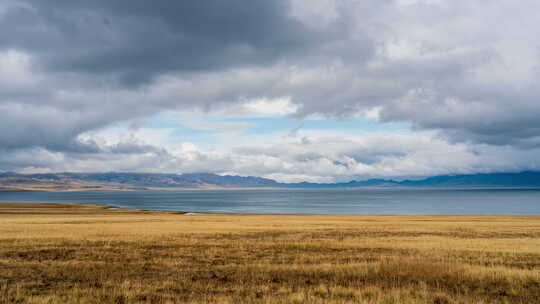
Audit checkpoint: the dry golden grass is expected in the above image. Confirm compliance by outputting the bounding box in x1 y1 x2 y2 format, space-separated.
1 203 539 303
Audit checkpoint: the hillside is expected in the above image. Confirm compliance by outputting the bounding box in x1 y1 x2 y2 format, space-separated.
1 171 540 191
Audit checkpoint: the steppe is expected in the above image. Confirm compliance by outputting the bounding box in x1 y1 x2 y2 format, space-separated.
1 203 539 303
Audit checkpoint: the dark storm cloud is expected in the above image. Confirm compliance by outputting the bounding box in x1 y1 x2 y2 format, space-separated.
0 0 331 154
0 0 314 84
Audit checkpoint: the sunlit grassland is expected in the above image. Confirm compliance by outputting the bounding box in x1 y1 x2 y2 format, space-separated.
1 203 539 303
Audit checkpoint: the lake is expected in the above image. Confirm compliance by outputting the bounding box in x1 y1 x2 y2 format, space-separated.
1 188 540 215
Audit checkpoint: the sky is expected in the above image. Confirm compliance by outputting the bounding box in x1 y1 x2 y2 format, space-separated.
1 0 540 182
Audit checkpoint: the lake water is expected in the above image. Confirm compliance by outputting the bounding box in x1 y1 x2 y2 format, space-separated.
1 188 540 215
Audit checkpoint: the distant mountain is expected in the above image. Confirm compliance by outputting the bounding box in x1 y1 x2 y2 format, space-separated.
286 179 400 188
0 172 280 189
1 171 540 191
322 172 540 187
397 171 540 187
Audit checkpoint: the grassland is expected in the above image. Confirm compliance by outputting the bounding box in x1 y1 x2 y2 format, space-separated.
0 203 539 303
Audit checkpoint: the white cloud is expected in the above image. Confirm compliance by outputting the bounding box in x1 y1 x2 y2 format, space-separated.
6 124 540 182
241 97 298 116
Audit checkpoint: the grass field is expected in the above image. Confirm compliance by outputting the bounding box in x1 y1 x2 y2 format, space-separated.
0 203 539 303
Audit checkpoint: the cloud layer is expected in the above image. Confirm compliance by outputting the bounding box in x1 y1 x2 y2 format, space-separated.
1 0 540 181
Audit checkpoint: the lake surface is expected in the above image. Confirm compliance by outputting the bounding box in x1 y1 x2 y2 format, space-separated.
1 188 540 215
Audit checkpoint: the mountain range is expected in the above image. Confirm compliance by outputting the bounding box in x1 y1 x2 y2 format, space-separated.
1 171 540 191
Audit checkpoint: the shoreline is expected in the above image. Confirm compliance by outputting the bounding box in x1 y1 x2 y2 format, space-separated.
0 202 187 215
2 202 540 217
3 185 540 193
0 186 303 192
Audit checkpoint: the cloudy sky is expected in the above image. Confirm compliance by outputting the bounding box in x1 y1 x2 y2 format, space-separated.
1 0 540 182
